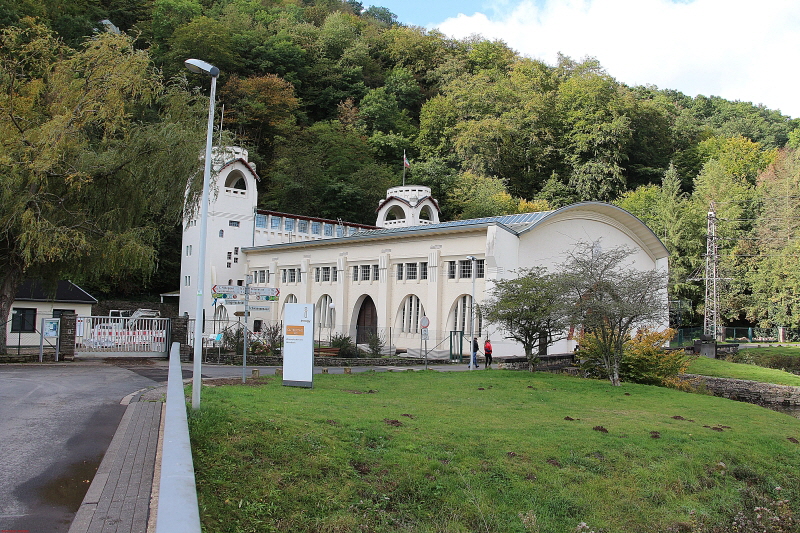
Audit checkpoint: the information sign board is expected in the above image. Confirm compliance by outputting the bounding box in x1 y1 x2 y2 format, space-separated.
283 304 314 388
212 284 245 294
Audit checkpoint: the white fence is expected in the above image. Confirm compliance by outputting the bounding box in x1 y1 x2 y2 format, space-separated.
76 316 170 354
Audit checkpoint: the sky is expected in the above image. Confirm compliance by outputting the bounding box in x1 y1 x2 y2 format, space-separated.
369 0 800 119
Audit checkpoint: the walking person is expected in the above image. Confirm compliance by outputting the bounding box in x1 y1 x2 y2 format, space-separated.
484 338 493 369
471 337 479 369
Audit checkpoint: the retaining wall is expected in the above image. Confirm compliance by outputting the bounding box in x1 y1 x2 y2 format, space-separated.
678 374 800 406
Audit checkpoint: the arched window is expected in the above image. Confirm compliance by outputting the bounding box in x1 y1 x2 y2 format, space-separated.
316 294 335 328
447 295 482 336
385 205 406 221
419 205 433 220
281 294 298 319
397 295 425 333
225 170 247 190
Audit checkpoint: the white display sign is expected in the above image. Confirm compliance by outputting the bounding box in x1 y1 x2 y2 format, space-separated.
282 303 314 388
248 287 279 296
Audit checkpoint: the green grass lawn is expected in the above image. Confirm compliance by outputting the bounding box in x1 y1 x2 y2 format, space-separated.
189 371 800 532
740 346 800 357
687 356 800 386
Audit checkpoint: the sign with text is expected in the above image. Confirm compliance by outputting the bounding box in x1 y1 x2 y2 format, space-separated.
212 284 244 294
283 303 314 388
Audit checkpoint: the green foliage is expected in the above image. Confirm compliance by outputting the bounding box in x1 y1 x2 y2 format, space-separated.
365 331 385 357
580 328 688 386
481 267 568 362
329 332 359 358
0 22 206 351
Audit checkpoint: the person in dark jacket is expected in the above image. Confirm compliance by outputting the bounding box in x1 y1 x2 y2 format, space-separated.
471 337 479 369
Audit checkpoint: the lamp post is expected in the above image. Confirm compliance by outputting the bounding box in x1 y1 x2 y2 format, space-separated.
185 58 219 409
466 255 477 370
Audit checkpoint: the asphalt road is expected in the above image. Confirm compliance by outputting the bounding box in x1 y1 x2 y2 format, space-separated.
0 364 159 533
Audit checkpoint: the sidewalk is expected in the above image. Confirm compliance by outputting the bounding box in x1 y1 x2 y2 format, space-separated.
68 388 164 533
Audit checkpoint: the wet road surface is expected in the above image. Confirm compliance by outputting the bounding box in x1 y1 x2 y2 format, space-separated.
0 364 159 533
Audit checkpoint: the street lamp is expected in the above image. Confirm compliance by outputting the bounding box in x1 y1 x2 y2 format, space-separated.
466 255 477 370
186 58 219 409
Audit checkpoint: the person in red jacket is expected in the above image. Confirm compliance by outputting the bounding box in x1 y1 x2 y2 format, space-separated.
484 338 493 369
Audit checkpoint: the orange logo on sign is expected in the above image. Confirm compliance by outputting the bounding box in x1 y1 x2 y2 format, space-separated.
286 325 305 336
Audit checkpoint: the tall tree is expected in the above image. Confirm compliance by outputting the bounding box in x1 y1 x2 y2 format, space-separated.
0 22 206 352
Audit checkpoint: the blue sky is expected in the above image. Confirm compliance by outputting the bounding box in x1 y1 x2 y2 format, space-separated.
365 0 800 118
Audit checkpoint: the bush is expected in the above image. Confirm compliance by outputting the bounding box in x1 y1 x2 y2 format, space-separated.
579 328 688 386
330 333 360 358
366 332 385 357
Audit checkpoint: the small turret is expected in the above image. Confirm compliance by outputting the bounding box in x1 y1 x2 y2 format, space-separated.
376 186 441 228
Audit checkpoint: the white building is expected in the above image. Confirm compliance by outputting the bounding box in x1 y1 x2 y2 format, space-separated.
180 148 669 358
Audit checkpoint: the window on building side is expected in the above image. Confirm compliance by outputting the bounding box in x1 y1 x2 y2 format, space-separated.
255 214 267 228
332 268 338 282
352 266 359 281
321 266 330 282
459 260 472 279
229 220 240 227
360 265 370 281
314 268 320 282
184 275 191 286
233 257 238 263
258 270 266 284
312 221 321 235
324 224 333 236
298 220 308 233
282 269 287 283
285 218 294 232
448 261 456 279
287 269 297 283
226 262 231 268
219 230 224 238
234 247 239 255
420 262 428 280
476 259 485 278
271 216 281 229
372 264 379 281
336 226 343 237
396 263 404 280
11 308 36 332
406 263 417 280
227 252 232 260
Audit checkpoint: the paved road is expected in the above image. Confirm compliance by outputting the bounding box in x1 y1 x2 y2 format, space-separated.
0 364 159 533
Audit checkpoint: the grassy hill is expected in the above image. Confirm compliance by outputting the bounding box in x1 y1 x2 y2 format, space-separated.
189 370 800 532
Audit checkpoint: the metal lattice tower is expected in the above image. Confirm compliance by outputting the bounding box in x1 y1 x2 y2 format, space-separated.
703 204 720 338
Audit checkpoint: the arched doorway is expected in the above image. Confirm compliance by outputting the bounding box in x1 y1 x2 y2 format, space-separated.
356 296 378 344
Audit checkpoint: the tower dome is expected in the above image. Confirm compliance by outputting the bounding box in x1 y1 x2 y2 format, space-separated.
376 185 440 228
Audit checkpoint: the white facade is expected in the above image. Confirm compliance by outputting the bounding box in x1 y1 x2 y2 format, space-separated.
179 147 669 358
179 148 375 323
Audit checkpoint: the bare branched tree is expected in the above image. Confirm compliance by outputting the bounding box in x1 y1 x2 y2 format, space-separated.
560 241 668 386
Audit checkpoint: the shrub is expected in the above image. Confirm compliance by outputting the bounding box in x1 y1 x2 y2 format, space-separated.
579 328 688 386
330 333 360 358
366 332 385 357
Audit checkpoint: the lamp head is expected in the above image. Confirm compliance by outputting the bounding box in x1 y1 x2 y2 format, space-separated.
184 58 220 77
466 255 477 261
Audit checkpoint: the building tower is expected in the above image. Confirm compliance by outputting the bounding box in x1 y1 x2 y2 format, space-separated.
375 186 441 228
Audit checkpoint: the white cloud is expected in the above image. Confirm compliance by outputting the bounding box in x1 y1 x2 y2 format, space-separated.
436 0 800 118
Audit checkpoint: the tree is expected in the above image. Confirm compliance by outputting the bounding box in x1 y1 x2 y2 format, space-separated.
0 22 206 353
560 242 668 386
480 268 568 367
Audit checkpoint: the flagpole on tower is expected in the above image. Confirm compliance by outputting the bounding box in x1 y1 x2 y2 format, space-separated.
402 150 410 186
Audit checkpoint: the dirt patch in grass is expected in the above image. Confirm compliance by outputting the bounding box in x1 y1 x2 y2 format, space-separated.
202 377 273 387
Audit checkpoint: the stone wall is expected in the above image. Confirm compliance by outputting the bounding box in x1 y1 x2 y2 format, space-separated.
678 374 800 406
495 354 576 372
204 353 451 367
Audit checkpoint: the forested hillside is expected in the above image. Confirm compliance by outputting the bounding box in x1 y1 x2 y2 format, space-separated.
2 0 798 328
